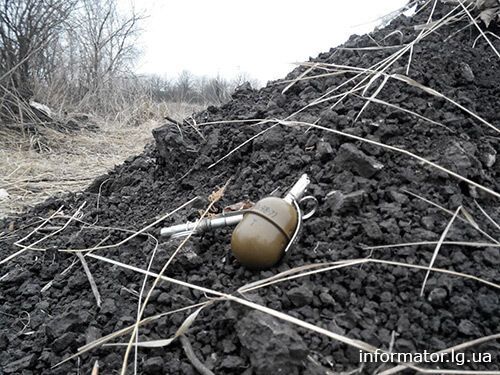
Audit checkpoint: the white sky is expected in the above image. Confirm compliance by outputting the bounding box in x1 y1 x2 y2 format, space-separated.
131 0 408 84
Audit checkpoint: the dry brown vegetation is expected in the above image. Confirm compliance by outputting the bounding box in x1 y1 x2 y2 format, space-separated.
0 0 242 218
1 1 500 374
0 102 203 218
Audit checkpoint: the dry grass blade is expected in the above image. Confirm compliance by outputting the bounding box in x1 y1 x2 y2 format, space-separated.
109 218 163 373
240 257 500 295
54 301 211 367
457 0 500 59
355 94 453 131
277 120 500 199
208 121 274 169
473 30 500 48
282 64 317 94
14 206 64 245
59 197 198 253
180 335 215 375
392 73 500 134
286 6 451 120
276 70 357 86
415 0 439 38
83 253 379 354
41 235 111 293
382 29 404 43
106 304 208 348
300 55 498 137
292 62 375 116
111 251 500 293
3 203 84 265
402 189 499 244
299 3 463 115
310 58 497 135
81 253 500 374
194 118 266 127
363 241 500 250
91 360 99 375
336 45 406 51
461 206 480 230
354 75 389 123
238 262 335 292
76 252 102 308
239 260 366 294
368 257 500 290
133 233 159 374
120 180 230 375
420 206 462 296
0 234 50 265
405 44 414 74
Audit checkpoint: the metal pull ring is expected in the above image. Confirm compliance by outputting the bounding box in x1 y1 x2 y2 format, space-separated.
299 195 318 220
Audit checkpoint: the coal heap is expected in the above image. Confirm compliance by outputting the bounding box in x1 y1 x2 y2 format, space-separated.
1 2 499 374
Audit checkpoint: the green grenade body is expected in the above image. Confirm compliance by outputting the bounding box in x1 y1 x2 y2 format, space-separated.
231 197 298 269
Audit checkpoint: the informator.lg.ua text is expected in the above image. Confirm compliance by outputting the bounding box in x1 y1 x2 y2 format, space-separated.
359 349 492 367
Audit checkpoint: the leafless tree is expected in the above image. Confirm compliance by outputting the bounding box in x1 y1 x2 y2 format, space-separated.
199 75 231 105
70 0 143 99
174 70 197 102
0 0 255 129
0 0 144 124
145 74 172 101
0 0 75 97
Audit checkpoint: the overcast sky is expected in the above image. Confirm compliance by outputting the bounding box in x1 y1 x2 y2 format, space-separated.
131 0 409 84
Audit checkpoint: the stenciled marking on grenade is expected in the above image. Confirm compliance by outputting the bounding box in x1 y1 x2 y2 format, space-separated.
254 202 278 218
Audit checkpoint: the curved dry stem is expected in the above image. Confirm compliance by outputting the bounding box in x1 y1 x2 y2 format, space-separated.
363 241 500 250
402 189 499 244
457 0 500 59
120 181 230 375
420 206 461 296
354 94 453 132
55 197 198 253
208 121 274 169
54 301 211 367
78 253 500 374
277 120 500 199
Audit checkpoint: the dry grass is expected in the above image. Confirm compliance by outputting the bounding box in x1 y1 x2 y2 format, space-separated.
2 3 500 374
0 102 203 219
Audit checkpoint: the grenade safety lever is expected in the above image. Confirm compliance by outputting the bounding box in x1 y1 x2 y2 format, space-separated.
160 174 317 269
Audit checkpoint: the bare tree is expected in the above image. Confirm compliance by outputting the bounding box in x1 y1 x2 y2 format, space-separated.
0 0 75 96
0 0 255 129
145 74 172 101
0 0 145 124
175 70 197 102
232 72 260 90
199 75 231 105
69 0 143 103
137 71 258 106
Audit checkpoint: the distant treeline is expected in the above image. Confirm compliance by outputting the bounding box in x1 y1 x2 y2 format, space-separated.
141 71 260 105
0 0 256 126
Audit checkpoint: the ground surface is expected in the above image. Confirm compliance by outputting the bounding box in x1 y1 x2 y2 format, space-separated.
1 2 500 375
0 102 202 218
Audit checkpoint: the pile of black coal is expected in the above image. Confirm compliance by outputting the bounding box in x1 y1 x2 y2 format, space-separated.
1 2 499 374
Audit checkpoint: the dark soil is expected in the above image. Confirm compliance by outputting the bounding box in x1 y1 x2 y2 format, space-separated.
1 2 500 374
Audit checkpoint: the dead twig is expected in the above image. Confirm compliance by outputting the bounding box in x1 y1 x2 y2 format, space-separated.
120 180 231 375
81 253 500 374
180 335 215 375
420 206 461 296
277 120 500 199
76 252 102 308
